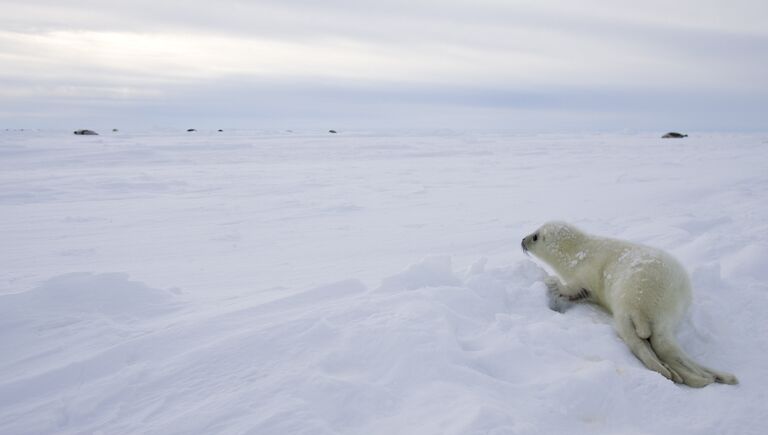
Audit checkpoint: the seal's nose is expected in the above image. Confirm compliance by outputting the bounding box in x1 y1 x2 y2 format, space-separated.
521 237 528 253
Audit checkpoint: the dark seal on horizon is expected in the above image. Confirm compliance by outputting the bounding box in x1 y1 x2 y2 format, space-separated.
187 128 197 132
662 132 687 138
73 129 98 135
328 130 338 134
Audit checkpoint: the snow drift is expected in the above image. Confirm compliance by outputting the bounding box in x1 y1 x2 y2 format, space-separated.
1 130 766 434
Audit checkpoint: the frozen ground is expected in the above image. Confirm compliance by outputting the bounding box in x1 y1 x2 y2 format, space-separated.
1 130 767 434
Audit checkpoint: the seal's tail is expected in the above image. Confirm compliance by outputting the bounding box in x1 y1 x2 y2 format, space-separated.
620 313 738 387
649 331 739 387
617 315 682 383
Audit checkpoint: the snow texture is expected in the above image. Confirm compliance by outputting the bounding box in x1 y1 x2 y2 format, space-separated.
1 130 767 434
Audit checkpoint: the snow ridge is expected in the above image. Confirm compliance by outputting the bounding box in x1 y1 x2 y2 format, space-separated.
0 256 761 435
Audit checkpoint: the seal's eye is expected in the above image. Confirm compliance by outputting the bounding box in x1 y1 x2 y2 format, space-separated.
532 233 538 242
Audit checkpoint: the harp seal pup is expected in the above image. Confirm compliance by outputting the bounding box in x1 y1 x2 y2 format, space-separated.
521 221 738 387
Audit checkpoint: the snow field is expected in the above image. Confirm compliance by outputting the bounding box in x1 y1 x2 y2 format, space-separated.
1 130 767 434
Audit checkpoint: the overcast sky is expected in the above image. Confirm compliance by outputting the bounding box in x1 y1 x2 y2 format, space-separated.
2 0 766 131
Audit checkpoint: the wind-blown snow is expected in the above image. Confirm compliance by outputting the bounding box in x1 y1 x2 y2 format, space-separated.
1 130 767 434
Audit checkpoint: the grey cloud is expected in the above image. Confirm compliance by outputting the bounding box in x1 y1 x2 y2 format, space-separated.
3 75 764 131
1 0 766 130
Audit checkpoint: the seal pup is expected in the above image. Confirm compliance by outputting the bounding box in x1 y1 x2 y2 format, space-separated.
522 221 738 387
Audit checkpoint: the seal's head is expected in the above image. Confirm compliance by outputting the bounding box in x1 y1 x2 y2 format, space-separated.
521 221 586 265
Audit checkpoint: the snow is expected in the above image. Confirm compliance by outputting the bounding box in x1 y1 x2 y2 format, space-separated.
1 129 767 434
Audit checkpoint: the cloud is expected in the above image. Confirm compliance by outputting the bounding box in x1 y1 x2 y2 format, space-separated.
1 0 766 129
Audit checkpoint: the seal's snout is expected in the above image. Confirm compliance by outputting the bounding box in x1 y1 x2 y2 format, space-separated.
521 237 529 255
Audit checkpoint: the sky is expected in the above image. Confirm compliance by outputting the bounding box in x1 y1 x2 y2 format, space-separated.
1 0 766 131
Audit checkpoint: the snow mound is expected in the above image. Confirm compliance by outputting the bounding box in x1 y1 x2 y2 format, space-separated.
720 243 768 281
377 255 460 291
1 258 758 434
1 272 180 327
0 273 185 423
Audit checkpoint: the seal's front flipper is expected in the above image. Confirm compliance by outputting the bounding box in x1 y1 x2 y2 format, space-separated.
544 276 574 312
547 292 574 313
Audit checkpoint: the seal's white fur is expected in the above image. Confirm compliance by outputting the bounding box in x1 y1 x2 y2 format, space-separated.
522 221 737 387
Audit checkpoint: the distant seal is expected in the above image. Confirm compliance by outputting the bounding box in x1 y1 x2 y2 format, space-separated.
662 132 687 138
522 221 737 387
73 129 98 135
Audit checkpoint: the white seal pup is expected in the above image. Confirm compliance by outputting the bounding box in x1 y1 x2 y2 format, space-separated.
521 221 737 387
